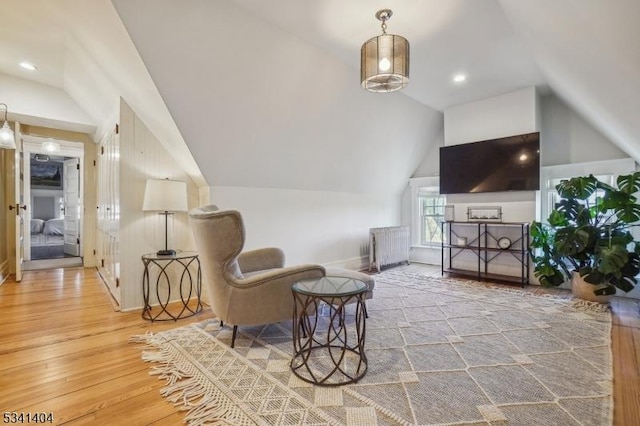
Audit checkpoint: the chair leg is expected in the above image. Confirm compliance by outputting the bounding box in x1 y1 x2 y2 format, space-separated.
231 325 238 348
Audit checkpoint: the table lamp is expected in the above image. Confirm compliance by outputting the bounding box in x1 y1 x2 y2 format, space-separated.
142 178 188 256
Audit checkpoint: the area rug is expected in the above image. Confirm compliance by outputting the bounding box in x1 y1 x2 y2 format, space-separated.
134 270 613 425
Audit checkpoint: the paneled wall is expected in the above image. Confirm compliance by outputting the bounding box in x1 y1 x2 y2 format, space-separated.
100 98 201 312
96 126 120 301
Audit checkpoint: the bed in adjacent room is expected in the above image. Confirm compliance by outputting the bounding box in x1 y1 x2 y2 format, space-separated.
30 217 65 259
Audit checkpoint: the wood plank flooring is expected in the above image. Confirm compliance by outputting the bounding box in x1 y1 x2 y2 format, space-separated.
0 265 638 425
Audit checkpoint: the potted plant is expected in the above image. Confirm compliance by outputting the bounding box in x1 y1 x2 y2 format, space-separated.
530 173 640 302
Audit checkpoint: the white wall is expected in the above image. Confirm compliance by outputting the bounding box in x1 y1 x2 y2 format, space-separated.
440 86 540 222
413 87 629 224
0 73 96 135
113 0 442 196
540 93 628 166
406 88 540 265
209 186 401 271
407 86 639 298
444 87 539 146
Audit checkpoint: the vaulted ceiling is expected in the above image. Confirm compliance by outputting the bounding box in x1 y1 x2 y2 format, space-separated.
1 0 638 193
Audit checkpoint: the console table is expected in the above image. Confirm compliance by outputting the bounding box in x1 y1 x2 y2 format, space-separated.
441 221 530 286
141 251 202 321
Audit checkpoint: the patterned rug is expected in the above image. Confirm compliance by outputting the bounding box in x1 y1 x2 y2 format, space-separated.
134 271 613 425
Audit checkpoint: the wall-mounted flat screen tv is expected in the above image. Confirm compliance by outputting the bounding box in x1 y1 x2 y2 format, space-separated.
439 132 540 194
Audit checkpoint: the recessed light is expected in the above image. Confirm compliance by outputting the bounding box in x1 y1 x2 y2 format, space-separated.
19 61 37 71
453 73 466 83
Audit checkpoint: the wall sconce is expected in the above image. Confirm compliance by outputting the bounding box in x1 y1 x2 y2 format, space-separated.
143 178 188 256
0 103 16 149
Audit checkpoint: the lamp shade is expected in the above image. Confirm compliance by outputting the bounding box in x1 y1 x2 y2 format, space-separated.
0 121 16 149
142 179 188 212
361 34 410 92
0 103 15 150
360 9 410 93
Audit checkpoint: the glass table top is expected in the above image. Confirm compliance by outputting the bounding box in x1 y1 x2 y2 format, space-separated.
292 276 367 297
142 250 198 260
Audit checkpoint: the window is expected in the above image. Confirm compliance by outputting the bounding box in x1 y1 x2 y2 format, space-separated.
545 174 613 220
418 192 445 246
539 158 635 223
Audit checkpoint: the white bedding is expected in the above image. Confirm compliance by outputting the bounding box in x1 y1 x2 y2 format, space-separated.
31 218 65 246
31 218 45 233
43 218 64 236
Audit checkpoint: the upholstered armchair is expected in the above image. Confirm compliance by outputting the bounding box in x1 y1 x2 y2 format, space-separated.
188 206 326 347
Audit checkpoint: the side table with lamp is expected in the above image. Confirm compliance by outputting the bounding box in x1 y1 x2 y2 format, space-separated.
141 178 202 321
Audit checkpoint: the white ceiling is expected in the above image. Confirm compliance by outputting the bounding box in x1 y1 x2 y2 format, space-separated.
230 0 548 111
0 0 548 112
1 0 638 192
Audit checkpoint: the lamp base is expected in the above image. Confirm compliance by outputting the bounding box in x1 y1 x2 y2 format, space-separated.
156 249 177 256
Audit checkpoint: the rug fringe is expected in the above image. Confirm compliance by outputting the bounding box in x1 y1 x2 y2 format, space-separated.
132 332 258 426
571 299 610 313
183 393 252 426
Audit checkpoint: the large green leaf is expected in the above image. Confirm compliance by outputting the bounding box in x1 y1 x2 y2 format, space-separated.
556 175 597 200
597 244 629 275
554 227 589 256
620 252 640 277
609 275 636 292
530 221 550 245
615 204 640 223
580 267 604 284
593 284 617 296
533 264 565 287
602 230 633 246
554 199 584 223
547 209 567 227
596 179 616 192
617 172 640 194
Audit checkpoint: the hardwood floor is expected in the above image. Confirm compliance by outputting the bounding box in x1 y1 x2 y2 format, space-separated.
0 267 215 425
0 265 638 425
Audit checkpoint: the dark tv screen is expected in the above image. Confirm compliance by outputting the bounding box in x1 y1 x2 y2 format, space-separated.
439 132 540 194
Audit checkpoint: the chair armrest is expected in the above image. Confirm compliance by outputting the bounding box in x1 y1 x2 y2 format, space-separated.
224 264 326 326
238 247 285 272
232 264 325 288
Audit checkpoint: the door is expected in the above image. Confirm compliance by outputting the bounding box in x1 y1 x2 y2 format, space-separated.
63 158 80 256
12 124 25 280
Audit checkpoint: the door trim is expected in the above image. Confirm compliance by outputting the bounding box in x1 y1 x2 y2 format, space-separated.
22 137 85 263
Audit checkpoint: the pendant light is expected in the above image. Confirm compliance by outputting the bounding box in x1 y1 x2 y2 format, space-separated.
361 9 410 93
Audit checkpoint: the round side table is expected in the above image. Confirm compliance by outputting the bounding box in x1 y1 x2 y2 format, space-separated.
291 276 367 386
141 251 202 321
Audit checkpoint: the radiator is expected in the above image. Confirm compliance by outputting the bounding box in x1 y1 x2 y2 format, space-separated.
369 226 410 272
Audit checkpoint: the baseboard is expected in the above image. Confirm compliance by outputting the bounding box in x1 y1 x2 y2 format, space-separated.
322 255 369 272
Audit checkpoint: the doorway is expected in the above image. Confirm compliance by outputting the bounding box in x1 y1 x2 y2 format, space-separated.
22 137 85 270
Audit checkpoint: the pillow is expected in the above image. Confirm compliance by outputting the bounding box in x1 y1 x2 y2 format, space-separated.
30 219 45 234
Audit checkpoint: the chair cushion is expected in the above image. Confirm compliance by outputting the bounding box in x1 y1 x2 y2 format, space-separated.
324 267 375 296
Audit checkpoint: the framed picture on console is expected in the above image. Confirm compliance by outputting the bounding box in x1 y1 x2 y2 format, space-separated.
467 206 502 222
